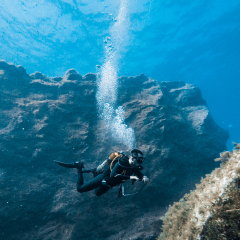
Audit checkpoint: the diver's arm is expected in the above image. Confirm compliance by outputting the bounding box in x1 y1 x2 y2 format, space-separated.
134 169 144 180
110 162 132 180
134 169 149 182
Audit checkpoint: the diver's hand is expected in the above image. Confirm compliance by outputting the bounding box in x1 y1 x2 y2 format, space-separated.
130 176 140 181
142 176 149 183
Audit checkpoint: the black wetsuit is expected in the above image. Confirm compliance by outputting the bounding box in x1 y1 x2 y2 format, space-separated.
77 156 144 196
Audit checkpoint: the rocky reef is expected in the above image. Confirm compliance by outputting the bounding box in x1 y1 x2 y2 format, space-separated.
0 60 229 240
158 147 240 240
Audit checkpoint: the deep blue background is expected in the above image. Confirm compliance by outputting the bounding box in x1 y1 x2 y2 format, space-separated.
1 0 239 149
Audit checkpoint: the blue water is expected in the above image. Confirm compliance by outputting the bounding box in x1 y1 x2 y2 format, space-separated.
1 0 240 150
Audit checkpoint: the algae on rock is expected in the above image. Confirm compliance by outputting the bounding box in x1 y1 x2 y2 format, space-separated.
158 146 240 240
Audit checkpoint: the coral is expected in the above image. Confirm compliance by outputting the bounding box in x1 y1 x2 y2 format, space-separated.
214 151 232 163
158 147 240 240
233 142 240 150
200 181 240 239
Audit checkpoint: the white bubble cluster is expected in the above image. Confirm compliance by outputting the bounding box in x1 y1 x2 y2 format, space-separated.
101 103 135 149
96 0 135 149
96 59 117 108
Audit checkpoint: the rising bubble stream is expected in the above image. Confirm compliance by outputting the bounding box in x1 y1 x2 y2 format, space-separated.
96 0 135 149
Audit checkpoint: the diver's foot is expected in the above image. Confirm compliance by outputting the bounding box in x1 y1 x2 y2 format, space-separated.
74 161 84 169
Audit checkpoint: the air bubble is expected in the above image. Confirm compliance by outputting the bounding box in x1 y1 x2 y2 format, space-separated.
96 0 134 149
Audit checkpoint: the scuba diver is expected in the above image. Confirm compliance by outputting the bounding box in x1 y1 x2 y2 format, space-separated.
55 149 149 197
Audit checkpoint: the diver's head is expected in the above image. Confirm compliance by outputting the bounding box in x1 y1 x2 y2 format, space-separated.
129 149 144 167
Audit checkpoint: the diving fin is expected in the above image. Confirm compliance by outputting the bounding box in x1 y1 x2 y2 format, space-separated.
54 160 83 169
54 161 93 173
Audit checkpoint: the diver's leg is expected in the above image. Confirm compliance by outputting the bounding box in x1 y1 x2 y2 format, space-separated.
76 163 84 189
95 185 110 196
77 170 84 189
77 173 105 193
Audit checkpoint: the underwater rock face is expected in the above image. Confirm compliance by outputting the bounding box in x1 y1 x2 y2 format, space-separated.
0 60 228 240
158 150 240 240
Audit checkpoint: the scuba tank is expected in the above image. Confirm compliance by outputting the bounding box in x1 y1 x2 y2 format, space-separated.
95 152 122 177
